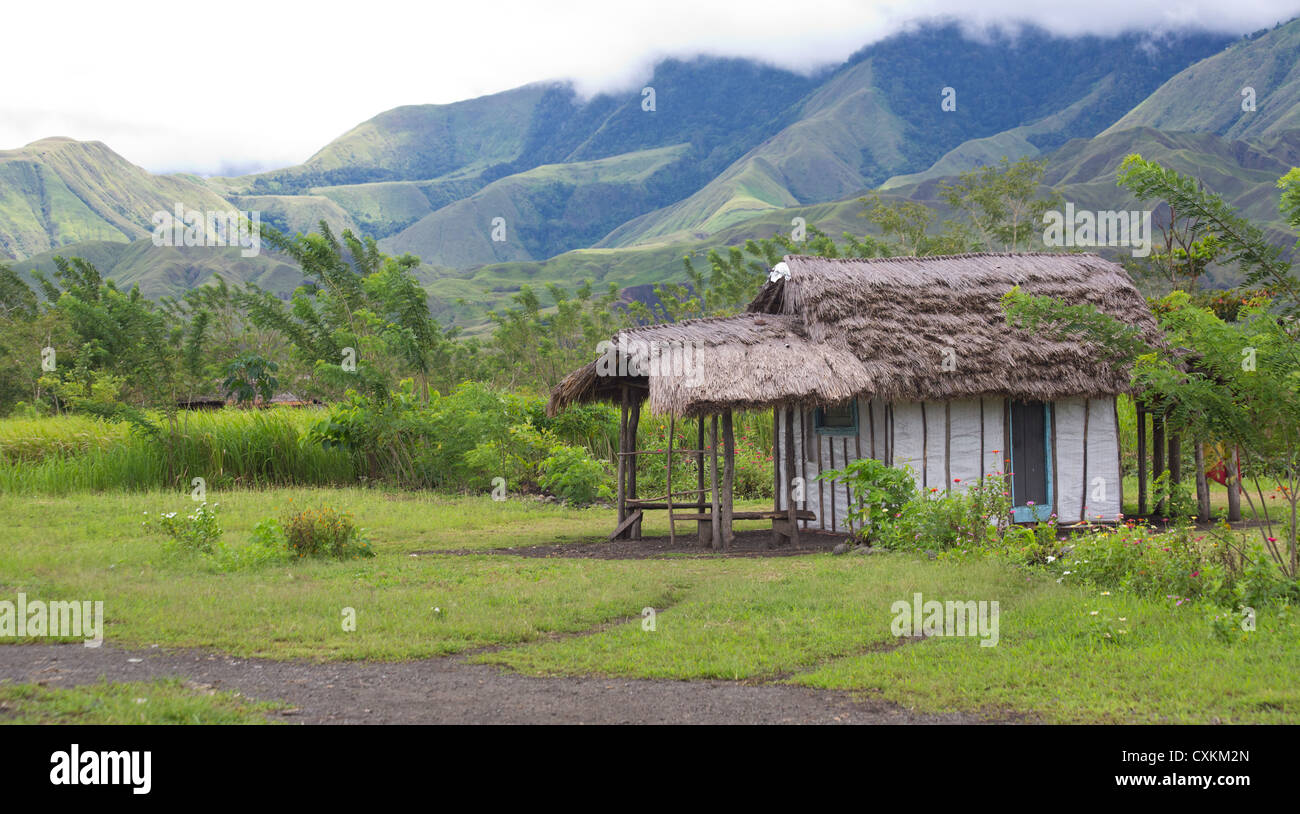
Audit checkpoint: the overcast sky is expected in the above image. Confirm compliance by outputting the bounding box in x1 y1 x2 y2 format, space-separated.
5 0 1298 175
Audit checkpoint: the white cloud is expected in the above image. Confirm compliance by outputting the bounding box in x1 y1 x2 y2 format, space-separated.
4 0 1297 174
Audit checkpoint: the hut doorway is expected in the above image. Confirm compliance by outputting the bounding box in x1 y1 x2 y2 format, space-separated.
1009 400 1053 522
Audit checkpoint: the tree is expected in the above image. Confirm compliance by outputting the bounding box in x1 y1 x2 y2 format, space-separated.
236 222 460 401
939 156 1061 251
1002 158 1300 579
222 353 280 406
1118 155 1300 314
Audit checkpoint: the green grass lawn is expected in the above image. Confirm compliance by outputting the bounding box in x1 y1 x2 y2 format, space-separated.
0 679 281 724
1 488 1296 722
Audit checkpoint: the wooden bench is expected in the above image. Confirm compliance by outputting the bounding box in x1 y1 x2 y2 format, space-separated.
678 509 816 547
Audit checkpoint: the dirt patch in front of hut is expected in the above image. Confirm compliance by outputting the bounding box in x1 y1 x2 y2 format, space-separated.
422 528 851 559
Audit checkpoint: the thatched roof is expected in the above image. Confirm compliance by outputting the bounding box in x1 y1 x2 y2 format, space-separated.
548 252 1159 417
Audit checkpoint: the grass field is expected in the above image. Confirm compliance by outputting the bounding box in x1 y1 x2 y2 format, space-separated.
0 680 280 724
1 487 1296 723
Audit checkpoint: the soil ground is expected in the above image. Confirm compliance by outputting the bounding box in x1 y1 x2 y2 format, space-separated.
0 643 1006 724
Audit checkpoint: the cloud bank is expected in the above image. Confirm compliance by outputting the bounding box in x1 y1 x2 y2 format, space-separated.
4 0 1296 174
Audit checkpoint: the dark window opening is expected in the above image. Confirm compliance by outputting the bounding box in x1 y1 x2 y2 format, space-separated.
814 401 858 435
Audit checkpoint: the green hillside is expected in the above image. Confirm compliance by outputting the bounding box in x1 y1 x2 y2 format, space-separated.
0 138 234 260
16 239 305 300
211 84 555 193
1104 18 1300 141
603 26 1233 248
380 144 692 266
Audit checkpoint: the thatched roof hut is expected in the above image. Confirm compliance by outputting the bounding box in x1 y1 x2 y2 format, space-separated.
549 253 1160 545
550 253 1158 418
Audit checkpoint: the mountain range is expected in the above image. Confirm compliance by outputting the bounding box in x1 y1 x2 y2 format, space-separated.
4 18 1299 329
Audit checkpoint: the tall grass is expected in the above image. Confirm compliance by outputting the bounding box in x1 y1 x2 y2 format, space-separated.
0 408 353 494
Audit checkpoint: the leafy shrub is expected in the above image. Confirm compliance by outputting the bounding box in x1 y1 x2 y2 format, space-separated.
280 506 375 559
1046 521 1300 609
538 445 613 505
463 421 555 493
147 502 223 554
872 472 1016 552
817 458 916 543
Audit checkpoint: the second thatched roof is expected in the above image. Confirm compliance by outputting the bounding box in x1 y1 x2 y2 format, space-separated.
548 252 1159 417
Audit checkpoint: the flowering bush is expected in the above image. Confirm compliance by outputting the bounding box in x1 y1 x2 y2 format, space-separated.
872 472 1018 552
1048 521 1296 609
146 502 223 554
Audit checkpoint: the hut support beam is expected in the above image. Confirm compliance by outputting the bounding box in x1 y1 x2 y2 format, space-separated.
784 406 800 547
710 415 721 550
1136 405 1148 516
1152 411 1166 517
628 398 641 539
615 386 628 535
666 415 676 546
721 409 735 547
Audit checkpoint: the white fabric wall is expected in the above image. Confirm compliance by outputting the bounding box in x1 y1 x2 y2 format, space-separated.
1054 397 1087 523
982 397 1006 483
891 401 925 488
948 400 983 491
774 395 1120 530
1084 397 1122 522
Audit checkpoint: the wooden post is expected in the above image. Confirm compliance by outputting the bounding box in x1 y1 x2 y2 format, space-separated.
1227 446 1242 522
666 415 676 546
1136 404 1148 516
628 398 641 539
785 407 799 546
710 415 721 550
616 386 628 533
1152 410 1166 517
801 409 810 529
721 409 735 547
1194 439 1210 522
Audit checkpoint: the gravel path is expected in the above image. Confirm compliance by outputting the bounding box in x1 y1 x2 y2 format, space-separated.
0 643 1002 724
